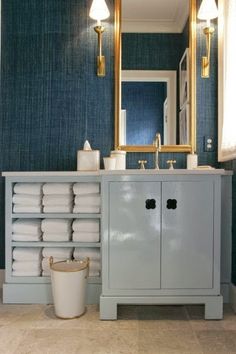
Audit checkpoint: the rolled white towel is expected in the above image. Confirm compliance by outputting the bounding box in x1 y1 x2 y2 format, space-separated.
73 183 100 195
42 270 50 277
12 219 42 235
73 247 100 261
42 195 73 206
13 205 42 214
72 232 99 243
43 183 73 195
89 260 101 272
12 260 41 271
74 194 100 206
73 205 100 214
42 257 65 271
13 194 42 206
43 232 71 242
12 270 41 277
42 247 73 259
43 205 73 213
12 233 42 242
42 257 66 271
89 270 100 277
72 219 99 232
14 183 43 196
12 247 42 261
41 219 72 233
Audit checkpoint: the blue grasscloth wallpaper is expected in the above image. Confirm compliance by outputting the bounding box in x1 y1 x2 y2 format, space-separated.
0 0 234 283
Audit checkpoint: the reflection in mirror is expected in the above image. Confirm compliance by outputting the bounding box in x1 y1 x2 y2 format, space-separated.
121 70 176 145
115 0 196 153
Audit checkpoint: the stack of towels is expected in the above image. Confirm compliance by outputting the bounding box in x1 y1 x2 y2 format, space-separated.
12 219 42 242
72 219 100 242
42 183 73 213
42 247 73 276
12 183 43 213
12 247 42 276
73 247 101 277
73 183 100 213
41 218 72 242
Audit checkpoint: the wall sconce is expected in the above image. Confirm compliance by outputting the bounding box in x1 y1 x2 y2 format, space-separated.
197 0 218 78
89 0 110 77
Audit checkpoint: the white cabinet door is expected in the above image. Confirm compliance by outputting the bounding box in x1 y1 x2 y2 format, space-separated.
161 181 214 289
108 181 161 290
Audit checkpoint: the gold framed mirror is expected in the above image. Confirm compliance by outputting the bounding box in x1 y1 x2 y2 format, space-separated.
114 0 196 153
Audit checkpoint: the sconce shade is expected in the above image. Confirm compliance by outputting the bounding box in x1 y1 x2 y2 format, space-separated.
89 0 110 21
197 0 218 20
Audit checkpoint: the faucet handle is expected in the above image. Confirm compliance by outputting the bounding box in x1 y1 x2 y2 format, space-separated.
138 160 147 170
166 160 176 170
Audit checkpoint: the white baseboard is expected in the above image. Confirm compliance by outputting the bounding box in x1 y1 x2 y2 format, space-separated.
229 283 236 313
0 270 5 289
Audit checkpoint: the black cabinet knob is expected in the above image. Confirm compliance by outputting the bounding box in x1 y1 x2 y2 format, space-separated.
145 199 156 209
166 199 177 209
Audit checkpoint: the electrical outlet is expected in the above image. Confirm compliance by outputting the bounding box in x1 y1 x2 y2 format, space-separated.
204 136 214 152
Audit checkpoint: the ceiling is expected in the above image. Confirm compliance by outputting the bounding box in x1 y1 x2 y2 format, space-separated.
121 0 189 33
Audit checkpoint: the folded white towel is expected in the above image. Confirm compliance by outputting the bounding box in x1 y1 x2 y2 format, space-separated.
12 219 42 235
12 260 41 271
74 194 101 206
12 233 42 242
42 257 66 271
14 183 43 196
72 219 99 232
43 183 73 195
72 232 99 243
73 248 100 261
12 270 41 277
13 194 42 206
43 232 71 242
12 247 42 261
13 205 42 214
42 195 73 206
43 205 73 213
89 260 101 271
73 183 100 195
89 270 100 277
42 247 73 259
73 206 100 214
41 219 72 233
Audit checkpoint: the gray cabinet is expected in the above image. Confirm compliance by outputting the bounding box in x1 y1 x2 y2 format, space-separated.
101 175 223 320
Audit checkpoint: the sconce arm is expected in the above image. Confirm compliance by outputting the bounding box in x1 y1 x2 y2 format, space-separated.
94 25 105 77
202 26 215 78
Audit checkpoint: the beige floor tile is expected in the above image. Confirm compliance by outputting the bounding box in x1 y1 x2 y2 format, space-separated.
13 328 139 354
138 329 203 354
195 329 236 354
0 328 28 354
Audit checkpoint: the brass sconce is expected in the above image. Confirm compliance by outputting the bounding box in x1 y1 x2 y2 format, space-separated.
89 0 110 77
197 0 218 78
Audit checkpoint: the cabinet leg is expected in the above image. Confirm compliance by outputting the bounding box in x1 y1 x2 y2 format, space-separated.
204 296 223 320
100 296 117 320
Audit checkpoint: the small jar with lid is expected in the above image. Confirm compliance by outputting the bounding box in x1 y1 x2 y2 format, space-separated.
110 150 126 170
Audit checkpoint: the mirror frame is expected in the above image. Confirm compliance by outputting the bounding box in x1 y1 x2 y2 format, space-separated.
114 0 196 153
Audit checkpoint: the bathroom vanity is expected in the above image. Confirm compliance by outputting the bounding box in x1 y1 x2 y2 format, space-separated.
2 170 232 320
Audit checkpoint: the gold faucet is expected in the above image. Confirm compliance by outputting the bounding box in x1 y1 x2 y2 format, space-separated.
153 133 161 169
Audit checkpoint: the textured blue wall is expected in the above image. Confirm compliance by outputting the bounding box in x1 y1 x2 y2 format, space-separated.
122 82 165 145
0 0 233 277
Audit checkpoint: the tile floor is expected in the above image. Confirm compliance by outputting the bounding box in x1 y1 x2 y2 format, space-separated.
0 300 235 354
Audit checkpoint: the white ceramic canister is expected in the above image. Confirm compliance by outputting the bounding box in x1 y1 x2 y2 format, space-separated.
110 150 126 170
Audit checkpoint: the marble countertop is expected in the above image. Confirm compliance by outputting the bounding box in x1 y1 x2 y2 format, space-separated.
2 169 233 176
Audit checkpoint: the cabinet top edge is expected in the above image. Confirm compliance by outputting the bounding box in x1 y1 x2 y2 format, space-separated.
1 169 233 177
